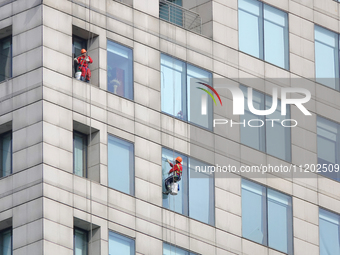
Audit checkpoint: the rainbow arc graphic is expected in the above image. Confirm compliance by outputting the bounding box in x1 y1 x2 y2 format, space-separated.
197 82 222 115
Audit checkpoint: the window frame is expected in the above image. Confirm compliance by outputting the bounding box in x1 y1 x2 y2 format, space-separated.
319 207 340 255
0 35 13 83
160 53 214 131
108 230 135 255
239 85 292 162
74 227 88 255
107 134 135 196
163 242 200 255
73 131 88 178
238 0 290 70
0 227 12 255
241 178 294 255
161 146 215 226
0 131 12 179
107 39 134 101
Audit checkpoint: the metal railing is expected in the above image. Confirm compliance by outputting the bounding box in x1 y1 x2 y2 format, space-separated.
159 0 202 34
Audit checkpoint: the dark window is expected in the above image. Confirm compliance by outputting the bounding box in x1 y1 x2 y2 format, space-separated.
73 132 87 178
0 36 12 83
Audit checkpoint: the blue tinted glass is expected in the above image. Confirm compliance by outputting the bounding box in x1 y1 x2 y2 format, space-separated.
161 54 187 120
163 243 198 255
73 133 86 177
264 4 289 69
317 116 340 181
109 232 135 255
265 96 291 161
0 132 11 178
319 208 340 255
239 0 263 58
267 189 293 255
162 148 188 215
159 0 183 26
315 26 339 90
74 229 87 255
107 40 133 100
187 64 213 130
108 135 134 195
240 85 266 152
189 158 215 225
242 179 267 245
0 229 11 255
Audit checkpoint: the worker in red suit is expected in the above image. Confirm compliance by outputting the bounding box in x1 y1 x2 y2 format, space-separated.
74 49 93 83
163 156 183 195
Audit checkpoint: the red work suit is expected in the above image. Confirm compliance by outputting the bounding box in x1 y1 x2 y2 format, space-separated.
77 55 93 81
169 162 183 177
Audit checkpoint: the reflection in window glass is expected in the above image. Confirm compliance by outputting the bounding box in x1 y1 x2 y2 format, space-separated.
0 132 12 178
317 116 340 181
267 189 293 255
240 85 291 162
74 228 88 255
242 179 267 245
189 158 214 225
73 132 87 177
108 135 134 195
238 0 289 69
107 40 133 100
319 208 340 255
315 25 339 90
109 231 135 255
0 229 11 255
161 54 187 120
163 243 199 255
242 179 293 254
161 54 213 130
0 36 12 83
162 148 188 215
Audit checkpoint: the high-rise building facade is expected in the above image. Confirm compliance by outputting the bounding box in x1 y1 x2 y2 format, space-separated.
0 0 339 254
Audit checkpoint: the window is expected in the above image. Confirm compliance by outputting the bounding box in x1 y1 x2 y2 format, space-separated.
242 179 293 255
315 25 340 90
162 148 214 225
163 243 199 255
108 135 134 195
238 0 289 69
73 132 87 178
0 132 12 178
240 85 291 162
319 208 340 255
161 54 213 130
73 35 87 77
159 0 183 27
109 231 135 255
107 40 133 100
317 116 340 181
74 228 88 255
0 36 12 83
0 228 11 255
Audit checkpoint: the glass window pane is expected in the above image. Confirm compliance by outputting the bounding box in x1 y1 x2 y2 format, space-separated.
239 0 263 59
240 85 266 152
0 132 12 178
74 133 86 177
109 232 135 255
267 189 293 255
0 229 12 255
108 135 134 195
159 0 183 26
163 243 190 255
107 40 133 100
189 158 214 225
315 26 339 90
162 148 188 216
263 4 289 69
74 229 87 255
317 116 340 181
265 96 291 161
187 64 213 130
319 208 340 255
242 179 267 245
161 54 187 120
0 36 12 83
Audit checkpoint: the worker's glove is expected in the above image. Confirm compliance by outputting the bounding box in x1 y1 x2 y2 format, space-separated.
86 57 90 62
74 58 78 63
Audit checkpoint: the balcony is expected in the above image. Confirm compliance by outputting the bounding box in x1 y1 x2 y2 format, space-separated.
159 0 202 34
